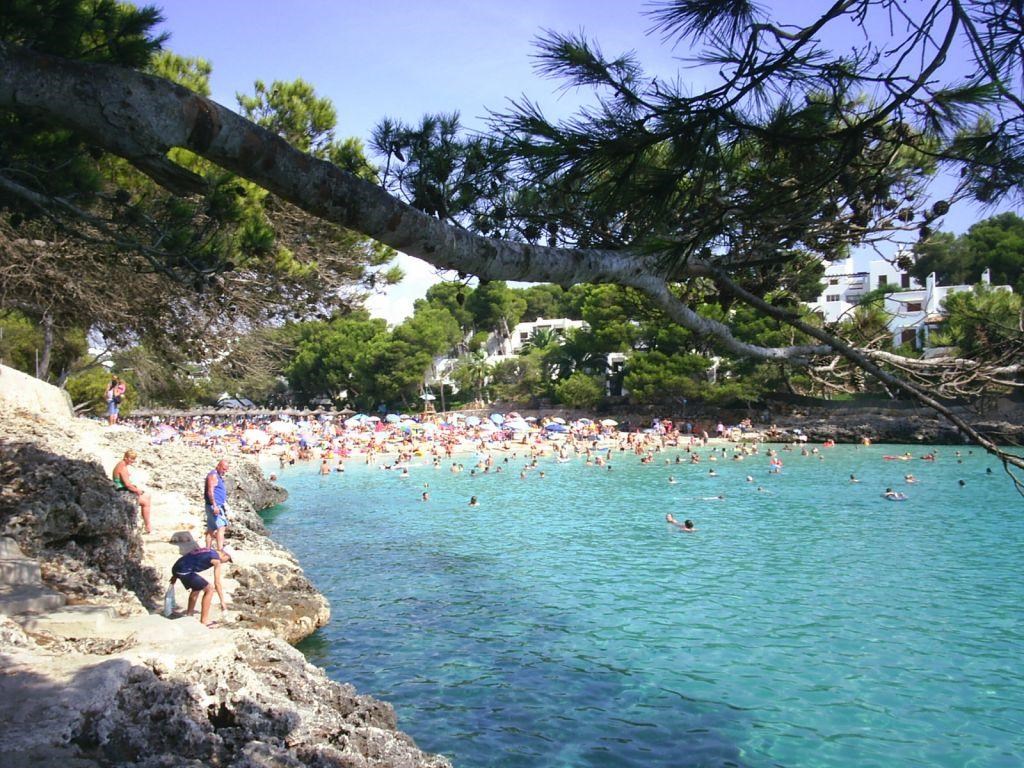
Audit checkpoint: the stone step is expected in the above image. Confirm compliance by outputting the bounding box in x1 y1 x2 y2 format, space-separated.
0 536 25 559
0 584 66 616
20 605 116 637
0 557 42 587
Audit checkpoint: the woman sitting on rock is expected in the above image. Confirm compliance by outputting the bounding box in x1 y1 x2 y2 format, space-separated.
112 449 153 534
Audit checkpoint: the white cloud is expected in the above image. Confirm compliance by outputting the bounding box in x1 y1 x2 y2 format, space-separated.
365 253 450 326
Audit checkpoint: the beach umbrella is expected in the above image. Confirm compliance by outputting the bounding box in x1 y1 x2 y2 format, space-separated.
576 418 592 425
466 415 481 426
525 416 538 422
385 413 402 423
551 417 566 424
505 419 530 432
152 424 178 444
545 423 569 432
479 421 499 432
365 415 381 422
242 428 270 444
489 413 504 425
600 419 619 427
268 420 297 434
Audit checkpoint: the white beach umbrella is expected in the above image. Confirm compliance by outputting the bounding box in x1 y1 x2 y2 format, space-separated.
267 420 297 434
242 428 270 444
600 419 619 427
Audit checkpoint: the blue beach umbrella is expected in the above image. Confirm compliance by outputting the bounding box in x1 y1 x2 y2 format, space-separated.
466 416 481 426
385 413 402 423
545 423 569 432
490 413 504 425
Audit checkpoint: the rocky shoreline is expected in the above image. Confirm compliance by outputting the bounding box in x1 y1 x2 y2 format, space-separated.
0 365 450 767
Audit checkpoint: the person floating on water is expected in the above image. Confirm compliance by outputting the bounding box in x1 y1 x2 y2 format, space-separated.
883 487 907 501
666 514 696 532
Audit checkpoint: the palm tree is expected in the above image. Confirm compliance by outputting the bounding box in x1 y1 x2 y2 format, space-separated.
520 327 561 355
454 350 493 405
550 328 602 379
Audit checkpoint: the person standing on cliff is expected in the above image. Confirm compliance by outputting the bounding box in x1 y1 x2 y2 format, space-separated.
112 450 153 534
104 376 126 426
170 545 234 627
204 459 230 550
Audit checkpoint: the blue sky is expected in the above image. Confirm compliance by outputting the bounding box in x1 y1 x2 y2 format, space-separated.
154 1 1016 323
155 1 695 323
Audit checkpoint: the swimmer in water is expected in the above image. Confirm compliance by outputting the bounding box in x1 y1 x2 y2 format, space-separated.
666 514 696 532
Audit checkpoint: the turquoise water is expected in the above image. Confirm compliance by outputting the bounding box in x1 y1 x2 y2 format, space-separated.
264 444 1024 767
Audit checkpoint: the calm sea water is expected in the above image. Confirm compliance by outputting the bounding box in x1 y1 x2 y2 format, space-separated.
263 444 1023 767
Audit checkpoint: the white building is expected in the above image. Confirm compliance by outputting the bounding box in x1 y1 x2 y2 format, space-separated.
485 317 589 359
807 253 923 323
884 268 1012 348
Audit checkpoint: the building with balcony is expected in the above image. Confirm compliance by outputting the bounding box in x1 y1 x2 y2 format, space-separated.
806 253 923 323
884 268 1012 348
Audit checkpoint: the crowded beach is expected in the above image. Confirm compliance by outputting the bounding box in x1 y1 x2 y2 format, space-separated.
122 410 784 469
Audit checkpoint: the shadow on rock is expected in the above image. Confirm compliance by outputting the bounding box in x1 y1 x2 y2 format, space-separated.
0 441 160 612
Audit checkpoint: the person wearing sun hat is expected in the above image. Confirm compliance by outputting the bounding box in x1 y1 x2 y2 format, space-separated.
169 544 236 627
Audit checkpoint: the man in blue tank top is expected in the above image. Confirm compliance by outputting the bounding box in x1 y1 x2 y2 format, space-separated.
170 545 235 626
204 459 230 550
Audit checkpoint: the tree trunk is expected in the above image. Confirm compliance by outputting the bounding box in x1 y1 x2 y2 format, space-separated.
37 312 53 381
